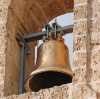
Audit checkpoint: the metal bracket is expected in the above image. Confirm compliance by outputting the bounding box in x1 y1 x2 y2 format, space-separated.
16 33 30 54
16 33 30 94
45 24 53 39
23 25 73 43
19 44 26 93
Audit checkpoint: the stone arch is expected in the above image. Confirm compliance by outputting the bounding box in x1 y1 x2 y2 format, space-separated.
4 0 73 96
10 0 73 33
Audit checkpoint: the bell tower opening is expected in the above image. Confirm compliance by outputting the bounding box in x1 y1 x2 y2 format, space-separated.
3 0 74 96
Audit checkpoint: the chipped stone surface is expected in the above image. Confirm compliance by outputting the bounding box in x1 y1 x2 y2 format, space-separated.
72 83 97 99
73 1 100 99
1 84 73 99
0 0 11 97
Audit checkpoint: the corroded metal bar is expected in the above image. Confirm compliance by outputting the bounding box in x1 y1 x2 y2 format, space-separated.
19 44 26 94
23 25 73 43
16 33 30 53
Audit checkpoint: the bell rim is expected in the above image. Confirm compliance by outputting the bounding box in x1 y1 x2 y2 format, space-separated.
31 67 73 77
24 67 73 92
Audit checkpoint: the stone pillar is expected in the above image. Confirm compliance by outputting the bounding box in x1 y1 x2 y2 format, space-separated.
0 0 11 98
86 0 100 93
73 0 100 98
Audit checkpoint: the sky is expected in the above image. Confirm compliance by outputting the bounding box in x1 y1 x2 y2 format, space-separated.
35 13 74 65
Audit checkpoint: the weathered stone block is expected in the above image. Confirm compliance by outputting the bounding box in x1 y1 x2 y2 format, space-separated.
0 37 6 54
0 5 9 22
73 67 86 84
0 92 4 99
74 20 87 35
3 84 73 99
72 83 97 99
0 84 4 93
0 0 11 6
74 0 87 5
91 2 100 18
0 53 6 67
74 5 87 20
73 51 87 68
0 23 7 36
73 35 87 51
91 34 100 45
90 81 100 93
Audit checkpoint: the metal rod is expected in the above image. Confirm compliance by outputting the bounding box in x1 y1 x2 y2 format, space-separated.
16 33 30 53
22 46 26 92
54 19 57 38
23 25 73 43
19 44 26 94
46 25 49 39
45 24 53 39
54 24 57 38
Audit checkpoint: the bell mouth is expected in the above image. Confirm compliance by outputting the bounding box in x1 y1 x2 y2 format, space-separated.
24 71 72 92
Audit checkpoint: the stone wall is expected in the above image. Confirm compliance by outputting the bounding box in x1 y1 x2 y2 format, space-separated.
73 0 100 98
0 0 11 97
1 84 73 99
0 0 100 99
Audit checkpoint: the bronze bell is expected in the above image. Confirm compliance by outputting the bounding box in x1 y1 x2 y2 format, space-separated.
24 34 73 92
